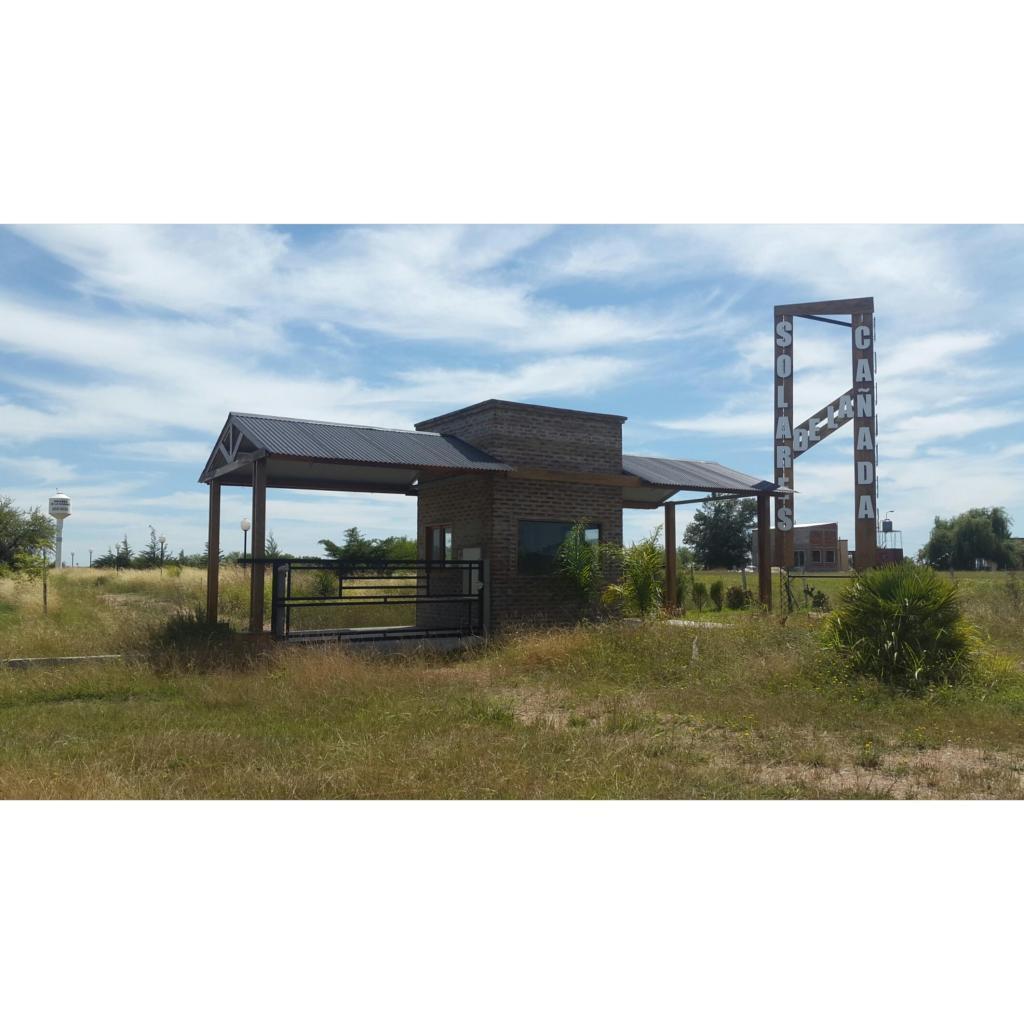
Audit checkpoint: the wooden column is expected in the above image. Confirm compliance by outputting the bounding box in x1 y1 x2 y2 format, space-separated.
206 481 221 623
664 503 677 614
249 458 267 633
757 492 772 610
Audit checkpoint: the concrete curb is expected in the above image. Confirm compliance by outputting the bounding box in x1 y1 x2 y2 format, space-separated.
0 654 125 671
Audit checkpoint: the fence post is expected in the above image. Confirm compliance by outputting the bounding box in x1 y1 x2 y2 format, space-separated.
272 563 289 639
481 559 490 637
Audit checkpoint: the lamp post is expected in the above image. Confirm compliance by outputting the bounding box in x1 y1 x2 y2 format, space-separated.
241 517 251 573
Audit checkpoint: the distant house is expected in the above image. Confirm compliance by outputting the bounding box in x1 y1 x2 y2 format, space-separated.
752 522 850 571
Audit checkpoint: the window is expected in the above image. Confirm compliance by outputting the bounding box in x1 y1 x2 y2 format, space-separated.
517 521 600 576
825 549 835 564
811 549 822 564
426 525 453 563
794 550 806 567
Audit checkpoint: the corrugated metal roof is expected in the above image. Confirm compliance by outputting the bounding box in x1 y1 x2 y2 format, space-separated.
623 454 777 494
228 412 512 471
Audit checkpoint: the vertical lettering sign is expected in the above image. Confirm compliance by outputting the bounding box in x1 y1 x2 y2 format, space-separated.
852 309 877 563
773 311 795 571
771 297 878 570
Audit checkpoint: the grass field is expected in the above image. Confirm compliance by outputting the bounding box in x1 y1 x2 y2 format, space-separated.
1 567 1022 798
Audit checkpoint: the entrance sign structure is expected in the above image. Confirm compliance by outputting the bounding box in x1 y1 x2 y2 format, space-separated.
773 297 878 570
199 402 787 640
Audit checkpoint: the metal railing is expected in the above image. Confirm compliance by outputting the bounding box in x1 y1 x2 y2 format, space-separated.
256 557 486 642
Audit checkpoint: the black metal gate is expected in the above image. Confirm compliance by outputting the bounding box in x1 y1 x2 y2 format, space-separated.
264 558 486 642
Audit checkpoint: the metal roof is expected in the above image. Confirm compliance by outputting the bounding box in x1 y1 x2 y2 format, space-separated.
623 454 777 494
226 412 511 471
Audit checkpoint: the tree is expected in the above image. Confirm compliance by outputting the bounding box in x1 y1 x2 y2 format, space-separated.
683 498 757 569
320 527 375 560
319 528 415 562
0 496 56 570
93 547 117 569
137 527 161 568
919 507 1019 571
115 535 133 571
201 540 224 568
264 531 291 559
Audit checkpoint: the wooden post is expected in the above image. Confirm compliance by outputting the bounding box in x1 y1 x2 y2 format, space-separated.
664 503 677 614
206 481 221 623
757 492 772 610
249 458 267 633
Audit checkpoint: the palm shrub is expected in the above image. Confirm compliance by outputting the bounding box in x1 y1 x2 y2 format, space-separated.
709 580 724 611
675 572 690 613
692 580 708 612
557 521 609 607
601 528 664 618
822 562 977 690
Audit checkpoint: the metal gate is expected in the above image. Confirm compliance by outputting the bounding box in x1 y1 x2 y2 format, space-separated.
264 558 486 642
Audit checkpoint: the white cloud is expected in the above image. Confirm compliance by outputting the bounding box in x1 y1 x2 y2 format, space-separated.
105 440 217 463
11 225 290 315
0 454 78 485
3 225 1023 558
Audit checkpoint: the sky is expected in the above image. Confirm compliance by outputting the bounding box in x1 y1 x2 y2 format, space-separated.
1 223 1022 563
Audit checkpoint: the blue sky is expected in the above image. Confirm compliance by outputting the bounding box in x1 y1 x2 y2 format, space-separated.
1 224 1022 562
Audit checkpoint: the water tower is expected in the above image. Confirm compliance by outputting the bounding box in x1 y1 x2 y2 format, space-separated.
49 492 71 568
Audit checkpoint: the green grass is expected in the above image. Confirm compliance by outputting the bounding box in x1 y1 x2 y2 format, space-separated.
1 568 1022 798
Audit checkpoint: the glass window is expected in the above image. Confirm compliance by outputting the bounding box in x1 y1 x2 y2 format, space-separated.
825 549 835 563
811 549 822 563
517 521 600 575
794 550 806 567
426 525 452 562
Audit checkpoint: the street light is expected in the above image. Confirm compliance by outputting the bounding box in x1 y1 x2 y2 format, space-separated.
241 517 251 572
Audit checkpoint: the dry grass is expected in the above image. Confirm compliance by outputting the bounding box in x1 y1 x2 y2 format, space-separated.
1 569 1023 799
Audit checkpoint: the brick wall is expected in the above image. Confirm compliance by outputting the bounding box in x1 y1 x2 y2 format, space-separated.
416 399 625 474
414 401 625 631
488 478 622 629
416 472 491 632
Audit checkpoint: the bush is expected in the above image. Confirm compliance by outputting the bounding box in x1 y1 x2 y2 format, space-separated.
725 585 751 610
165 563 182 578
692 581 708 612
601 529 664 618
709 580 724 611
675 573 691 612
312 570 337 598
822 562 977 690
146 606 247 672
